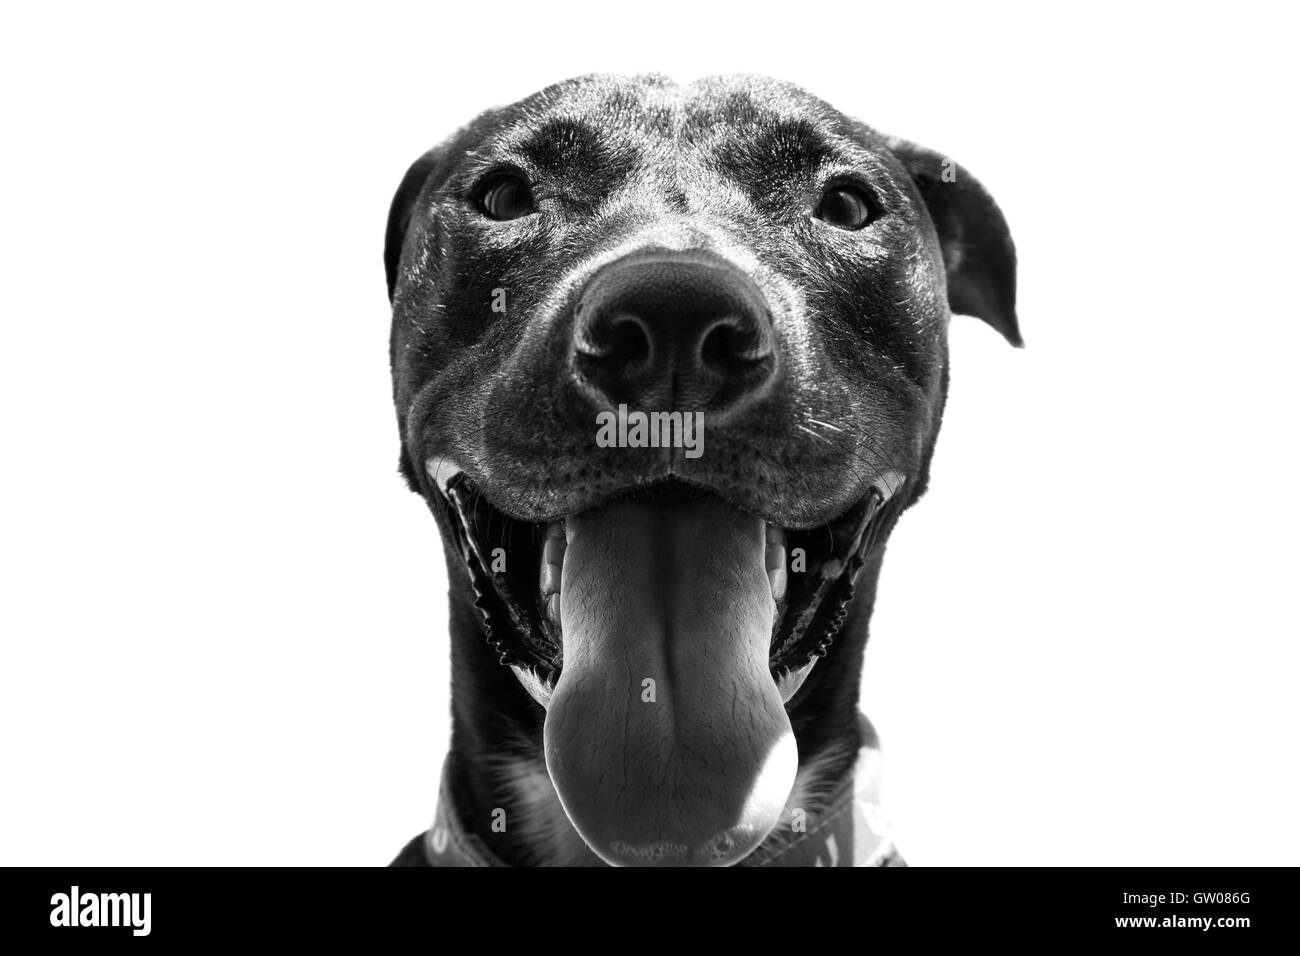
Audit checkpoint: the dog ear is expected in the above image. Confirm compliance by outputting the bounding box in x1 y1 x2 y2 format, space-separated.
885 138 1022 347
385 148 446 302
385 144 457 492
386 118 503 491
386 109 509 300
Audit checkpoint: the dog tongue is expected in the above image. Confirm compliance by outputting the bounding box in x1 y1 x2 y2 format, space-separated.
544 496 797 866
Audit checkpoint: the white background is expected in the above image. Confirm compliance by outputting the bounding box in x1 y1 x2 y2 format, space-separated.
2 2 1296 866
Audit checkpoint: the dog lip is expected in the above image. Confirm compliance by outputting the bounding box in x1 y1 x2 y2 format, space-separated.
423 454 904 529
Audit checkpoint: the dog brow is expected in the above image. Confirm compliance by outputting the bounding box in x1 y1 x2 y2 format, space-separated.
508 117 620 176
707 117 850 182
761 118 842 165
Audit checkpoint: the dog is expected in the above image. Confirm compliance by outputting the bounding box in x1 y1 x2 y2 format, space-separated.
385 74 1019 867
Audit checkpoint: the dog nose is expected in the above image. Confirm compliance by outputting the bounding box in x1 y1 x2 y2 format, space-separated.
571 254 777 415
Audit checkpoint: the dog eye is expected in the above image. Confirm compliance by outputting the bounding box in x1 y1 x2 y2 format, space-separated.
815 184 879 231
477 174 537 221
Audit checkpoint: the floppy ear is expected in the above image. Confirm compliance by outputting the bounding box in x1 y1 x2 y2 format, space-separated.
385 148 445 302
886 138 1021 347
385 143 459 492
386 110 510 301
386 116 504 490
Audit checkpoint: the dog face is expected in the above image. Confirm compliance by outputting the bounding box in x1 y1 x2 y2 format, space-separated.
387 74 1017 866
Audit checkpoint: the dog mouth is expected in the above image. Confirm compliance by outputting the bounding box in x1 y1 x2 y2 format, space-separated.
428 463 901 702
427 459 902 866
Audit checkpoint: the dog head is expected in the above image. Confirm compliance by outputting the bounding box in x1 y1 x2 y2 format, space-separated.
386 74 1017 866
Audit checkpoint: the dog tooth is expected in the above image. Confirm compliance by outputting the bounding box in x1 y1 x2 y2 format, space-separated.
540 560 561 598
765 524 786 562
539 523 567 597
510 665 553 709
776 659 817 704
765 525 787 602
543 532 566 569
425 459 464 494
769 564 787 604
546 592 561 626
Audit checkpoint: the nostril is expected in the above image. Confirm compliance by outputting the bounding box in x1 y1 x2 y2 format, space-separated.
701 318 769 369
577 312 653 369
701 323 735 367
603 315 652 368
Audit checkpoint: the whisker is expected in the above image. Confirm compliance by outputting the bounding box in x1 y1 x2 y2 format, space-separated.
806 418 845 433
796 423 833 445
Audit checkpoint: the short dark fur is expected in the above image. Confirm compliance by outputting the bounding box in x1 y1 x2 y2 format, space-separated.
385 74 1018 866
